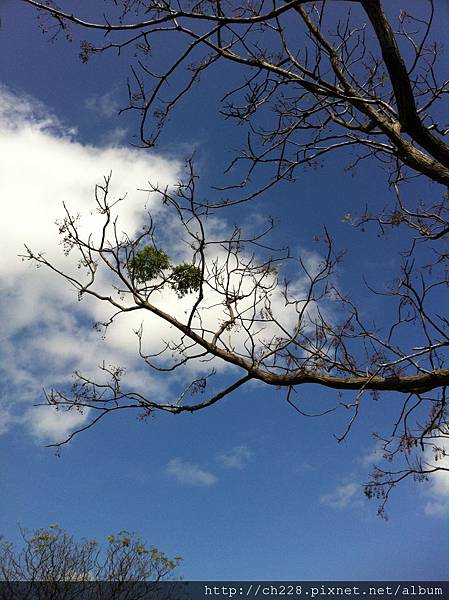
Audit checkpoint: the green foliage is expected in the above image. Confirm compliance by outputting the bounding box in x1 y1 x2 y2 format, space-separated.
170 263 202 297
128 246 171 283
127 245 201 297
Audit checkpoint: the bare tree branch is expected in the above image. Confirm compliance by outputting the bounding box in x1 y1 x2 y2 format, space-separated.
17 0 449 513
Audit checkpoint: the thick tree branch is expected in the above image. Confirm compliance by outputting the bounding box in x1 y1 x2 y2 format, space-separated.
361 0 449 168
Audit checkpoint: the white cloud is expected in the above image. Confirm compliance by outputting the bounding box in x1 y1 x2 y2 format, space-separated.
423 435 449 518
320 482 359 510
0 86 76 137
217 444 253 469
166 458 217 486
0 85 181 442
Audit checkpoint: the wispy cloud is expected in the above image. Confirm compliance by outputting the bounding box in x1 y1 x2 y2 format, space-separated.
297 461 315 473
359 442 385 467
320 482 359 510
166 458 217 486
85 90 120 118
217 445 253 469
25 405 89 443
99 127 129 147
425 499 449 519
0 406 14 436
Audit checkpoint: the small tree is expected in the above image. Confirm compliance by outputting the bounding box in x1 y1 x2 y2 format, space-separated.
0 525 181 597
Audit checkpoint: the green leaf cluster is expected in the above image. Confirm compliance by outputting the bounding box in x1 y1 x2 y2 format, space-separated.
128 246 201 297
170 263 202 297
128 246 170 283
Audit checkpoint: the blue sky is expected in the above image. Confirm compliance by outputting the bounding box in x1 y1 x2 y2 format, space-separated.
0 1 448 581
